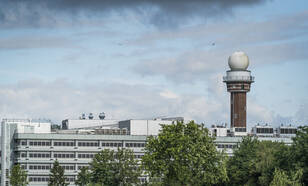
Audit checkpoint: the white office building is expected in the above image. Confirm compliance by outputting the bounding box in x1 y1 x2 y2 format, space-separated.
1 117 294 186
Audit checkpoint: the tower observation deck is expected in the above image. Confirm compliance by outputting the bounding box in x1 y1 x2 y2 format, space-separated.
223 51 254 133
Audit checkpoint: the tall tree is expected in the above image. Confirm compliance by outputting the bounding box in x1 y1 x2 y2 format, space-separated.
252 141 288 186
48 159 69 186
227 136 259 186
90 148 141 185
142 121 228 186
112 147 141 185
227 136 304 186
75 167 91 186
270 168 303 186
291 126 308 185
9 164 28 186
90 149 115 185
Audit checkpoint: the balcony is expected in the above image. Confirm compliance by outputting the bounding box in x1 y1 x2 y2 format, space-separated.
223 76 254 82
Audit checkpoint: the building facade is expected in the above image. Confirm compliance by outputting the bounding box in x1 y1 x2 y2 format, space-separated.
1 118 295 186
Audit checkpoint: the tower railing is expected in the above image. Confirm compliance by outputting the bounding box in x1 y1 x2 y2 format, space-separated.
223 76 254 82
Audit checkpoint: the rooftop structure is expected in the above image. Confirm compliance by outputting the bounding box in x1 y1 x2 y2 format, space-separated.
277 124 297 138
251 124 275 137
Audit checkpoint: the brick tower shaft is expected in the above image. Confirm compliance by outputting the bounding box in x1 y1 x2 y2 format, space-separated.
231 92 246 128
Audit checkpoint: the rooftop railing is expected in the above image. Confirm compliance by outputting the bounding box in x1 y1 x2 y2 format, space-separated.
223 76 254 82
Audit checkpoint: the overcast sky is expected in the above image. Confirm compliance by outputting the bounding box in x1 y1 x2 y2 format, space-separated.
0 0 307 128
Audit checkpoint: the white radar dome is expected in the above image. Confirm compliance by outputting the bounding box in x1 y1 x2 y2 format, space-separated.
228 51 249 71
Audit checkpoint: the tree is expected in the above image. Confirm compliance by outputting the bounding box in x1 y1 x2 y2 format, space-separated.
227 135 305 186
90 148 141 185
227 136 295 186
270 169 290 186
291 126 308 185
142 121 228 186
112 147 141 185
253 141 288 186
75 167 91 186
48 159 69 186
9 164 28 186
227 136 259 186
270 168 303 186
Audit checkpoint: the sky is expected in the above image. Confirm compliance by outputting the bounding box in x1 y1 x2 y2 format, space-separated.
0 0 307 128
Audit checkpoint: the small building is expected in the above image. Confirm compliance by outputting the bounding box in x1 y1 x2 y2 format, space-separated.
119 117 184 136
209 124 231 137
277 125 297 138
251 124 274 137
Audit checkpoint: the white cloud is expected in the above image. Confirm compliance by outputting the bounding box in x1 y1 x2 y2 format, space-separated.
159 90 179 99
0 77 303 128
0 79 218 124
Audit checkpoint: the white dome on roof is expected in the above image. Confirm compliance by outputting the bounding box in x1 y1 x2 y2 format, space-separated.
228 51 249 71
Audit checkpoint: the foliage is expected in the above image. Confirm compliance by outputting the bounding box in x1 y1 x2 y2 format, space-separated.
270 168 303 186
48 159 69 186
291 126 308 185
142 121 228 186
227 136 259 186
90 148 141 186
9 164 28 186
227 133 306 186
227 137 291 186
75 167 91 186
252 141 288 186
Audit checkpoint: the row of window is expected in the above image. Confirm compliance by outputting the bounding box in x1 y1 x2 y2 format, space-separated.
78 142 99 147
19 152 145 159
29 153 51 158
54 141 74 146
78 153 95 159
216 144 238 149
54 153 75 159
19 152 97 159
125 143 145 148
29 177 50 182
61 165 75 170
235 128 247 132
256 128 274 134
28 176 75 182
26 164 80 171
29 141 51 146
17 140 146 147
102 142 123 147
29 165 50 170
280 128 297 134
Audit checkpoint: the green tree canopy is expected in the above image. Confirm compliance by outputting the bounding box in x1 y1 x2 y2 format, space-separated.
75 167 91 186
9 164 28 186
142 121 228 186
227 136 259 185
270 168 303 186
90 148 141 185
48 159 69 186
227 135 305 186
292 126 308 185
